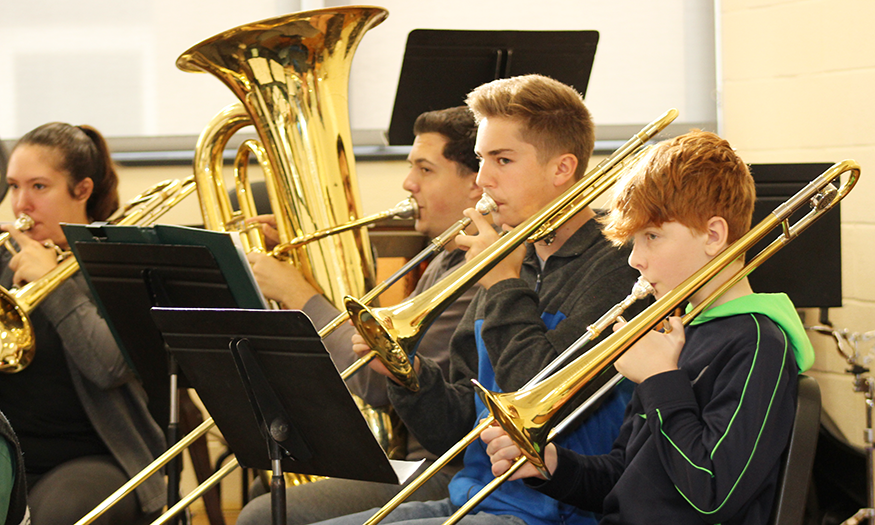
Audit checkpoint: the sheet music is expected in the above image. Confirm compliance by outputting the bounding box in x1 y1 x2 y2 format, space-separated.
228 230 270 309
389 459 426 485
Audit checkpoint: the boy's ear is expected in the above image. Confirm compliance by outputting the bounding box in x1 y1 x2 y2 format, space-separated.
704 216 730 256
552 153 578 187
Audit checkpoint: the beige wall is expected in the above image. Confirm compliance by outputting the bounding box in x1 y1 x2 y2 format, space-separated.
720 0 875 447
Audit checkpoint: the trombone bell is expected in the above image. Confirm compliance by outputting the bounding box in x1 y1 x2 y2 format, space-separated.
345 296 420 392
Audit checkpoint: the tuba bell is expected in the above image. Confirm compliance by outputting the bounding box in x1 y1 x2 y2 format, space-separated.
177 6 388 306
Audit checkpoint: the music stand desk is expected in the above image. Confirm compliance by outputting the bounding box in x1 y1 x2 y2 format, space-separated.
151 307 403 483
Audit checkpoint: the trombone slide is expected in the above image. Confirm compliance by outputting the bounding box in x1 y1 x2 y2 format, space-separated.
478 159 860 476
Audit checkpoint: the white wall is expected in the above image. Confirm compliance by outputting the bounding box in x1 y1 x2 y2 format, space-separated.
0 0 716 142
720 0 875 448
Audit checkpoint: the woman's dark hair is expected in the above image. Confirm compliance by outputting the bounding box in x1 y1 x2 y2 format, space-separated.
14 122 120 220
413 107 479 175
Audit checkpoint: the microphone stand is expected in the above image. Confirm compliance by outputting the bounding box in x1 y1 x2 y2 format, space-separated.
809 321 875 525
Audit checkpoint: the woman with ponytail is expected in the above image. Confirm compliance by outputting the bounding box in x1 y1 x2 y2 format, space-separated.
0 123 165 524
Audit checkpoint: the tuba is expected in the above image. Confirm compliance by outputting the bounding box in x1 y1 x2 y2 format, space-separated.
176 2 402 478
177 6 387 306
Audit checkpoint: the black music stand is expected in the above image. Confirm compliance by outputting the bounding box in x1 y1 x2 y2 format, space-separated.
63 223 266 524
387 29 599 145
151 307 403 525
747 163 842 311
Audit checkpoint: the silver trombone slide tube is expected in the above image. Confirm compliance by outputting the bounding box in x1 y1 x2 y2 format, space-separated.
360 278 652 525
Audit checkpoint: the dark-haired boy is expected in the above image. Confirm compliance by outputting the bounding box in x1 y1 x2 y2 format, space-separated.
238 106 483 525
483 129 815 525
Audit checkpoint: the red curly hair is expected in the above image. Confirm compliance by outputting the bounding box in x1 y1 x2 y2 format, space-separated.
599 130 755 245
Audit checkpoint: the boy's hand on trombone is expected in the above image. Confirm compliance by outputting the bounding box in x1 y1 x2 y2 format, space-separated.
613 316 684 384
481 421 557 481
351 332 420 385
455 207 524 290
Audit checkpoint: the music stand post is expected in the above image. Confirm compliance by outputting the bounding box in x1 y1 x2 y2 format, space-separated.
230 337 313 525
151 307 404 525
820 328 875 525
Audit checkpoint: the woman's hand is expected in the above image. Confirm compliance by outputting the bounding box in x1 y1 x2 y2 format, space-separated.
2 225 60 286
481 422 557 480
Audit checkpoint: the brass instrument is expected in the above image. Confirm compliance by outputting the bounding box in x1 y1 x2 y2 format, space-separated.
270 196 419 257
0 214 34 256
81 103 675 524
0 177 196 373
180 7 386 306
335 194 497 390
74 195 495 525
356 109 679 525
440 159 861 525
179 0 393 471
346 109 679 388
76 7 391 524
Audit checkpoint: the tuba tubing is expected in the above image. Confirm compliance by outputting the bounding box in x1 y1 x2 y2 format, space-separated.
436 160 863 525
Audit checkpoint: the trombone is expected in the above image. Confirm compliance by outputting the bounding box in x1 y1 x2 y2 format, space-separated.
84 109 678 525
345 108 680 374
436 159 861 525
269 196 419 257
349 107 680 525
74 195 496 525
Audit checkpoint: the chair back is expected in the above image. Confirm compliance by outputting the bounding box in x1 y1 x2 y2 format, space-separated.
770 374 822 525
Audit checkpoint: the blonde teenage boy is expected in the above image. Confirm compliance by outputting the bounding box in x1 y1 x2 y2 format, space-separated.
320 74 642 525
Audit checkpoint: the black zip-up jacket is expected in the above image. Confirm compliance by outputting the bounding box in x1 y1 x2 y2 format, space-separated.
530 298 805 525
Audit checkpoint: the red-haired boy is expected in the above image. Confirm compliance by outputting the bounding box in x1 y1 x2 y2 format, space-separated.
482 130 815 525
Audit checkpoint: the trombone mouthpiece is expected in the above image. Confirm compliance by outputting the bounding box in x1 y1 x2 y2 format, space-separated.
630 277 655 300
475 194 497 215
395 197 419 220
13 214 34 232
